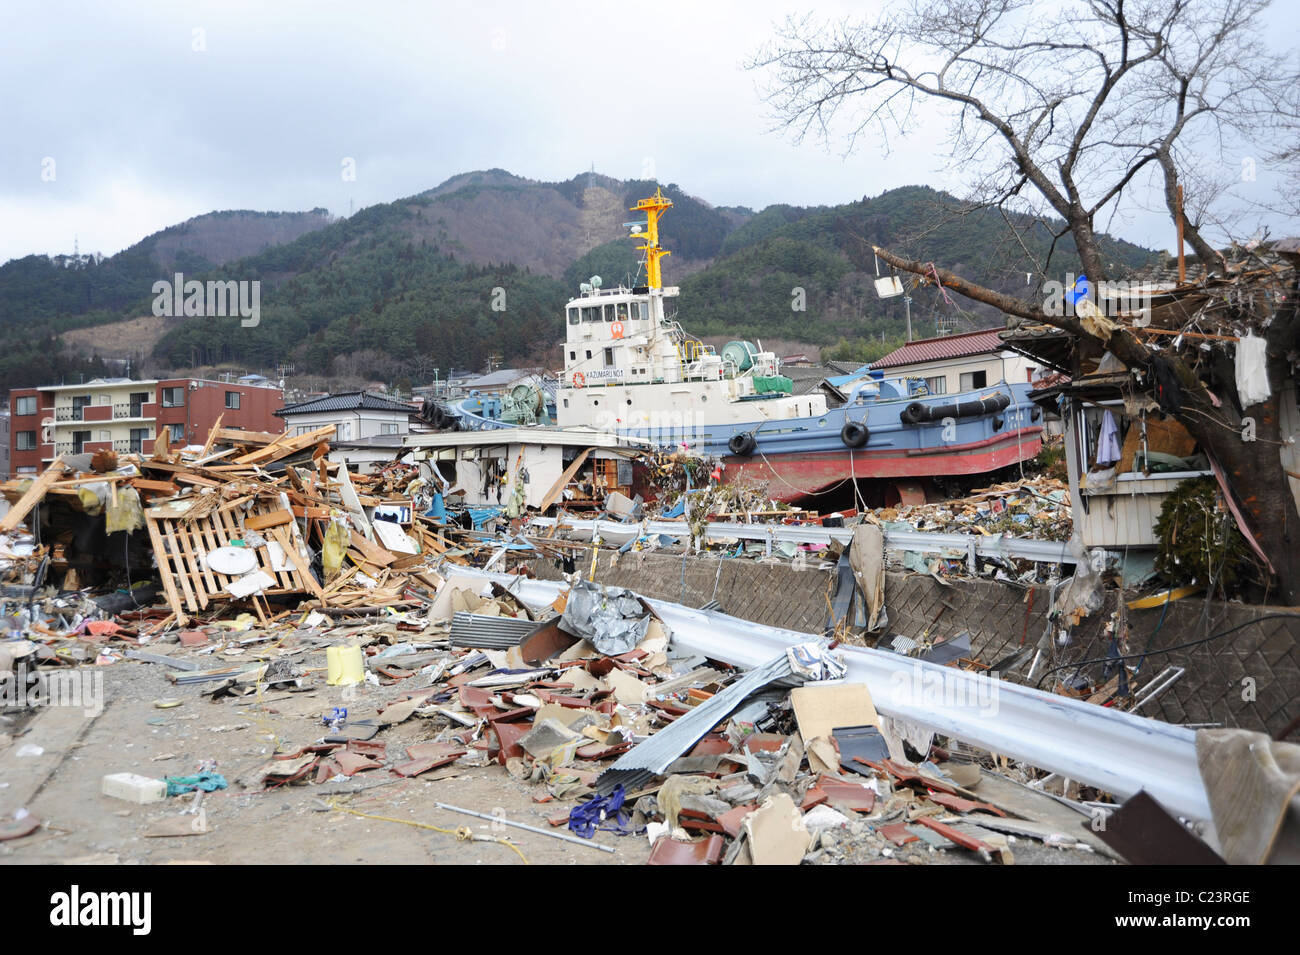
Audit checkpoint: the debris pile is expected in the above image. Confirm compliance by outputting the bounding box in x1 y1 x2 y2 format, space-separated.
0 424 547 646
59 569 1113 865
876 476 1071 541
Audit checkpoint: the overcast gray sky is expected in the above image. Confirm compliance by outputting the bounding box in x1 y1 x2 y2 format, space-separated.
1 0 1296 264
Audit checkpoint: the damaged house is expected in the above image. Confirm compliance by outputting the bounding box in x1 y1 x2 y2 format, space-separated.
1001 241 1300 592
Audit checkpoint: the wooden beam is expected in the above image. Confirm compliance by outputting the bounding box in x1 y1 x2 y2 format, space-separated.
199 413 224 459
128 478 181 495
245 509 293 530
0 456 66 532
538 448 592 513
233 425 335 465
270 525 325 599
215 428 283 445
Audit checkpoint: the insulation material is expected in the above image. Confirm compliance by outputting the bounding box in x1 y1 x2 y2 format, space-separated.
322 519 350 579
104 487 144 534
1117 415 1197 474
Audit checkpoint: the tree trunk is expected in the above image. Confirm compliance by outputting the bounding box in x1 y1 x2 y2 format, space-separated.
872 244 1300 602
1069 208 1107 284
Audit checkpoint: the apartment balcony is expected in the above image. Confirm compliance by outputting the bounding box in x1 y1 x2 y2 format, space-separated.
112 402 155 420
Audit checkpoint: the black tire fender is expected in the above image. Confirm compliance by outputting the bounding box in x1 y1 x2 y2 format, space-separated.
728 432 757 456
840 421 869 448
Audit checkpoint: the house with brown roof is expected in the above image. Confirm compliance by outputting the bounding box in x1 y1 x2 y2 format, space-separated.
868 329 1040 396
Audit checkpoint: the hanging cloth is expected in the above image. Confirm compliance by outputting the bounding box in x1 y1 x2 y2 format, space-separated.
1096 410 1122 467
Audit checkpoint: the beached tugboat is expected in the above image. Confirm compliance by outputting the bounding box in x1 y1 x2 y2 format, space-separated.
451 189 1044 503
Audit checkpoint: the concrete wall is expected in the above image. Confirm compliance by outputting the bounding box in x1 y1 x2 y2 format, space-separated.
528 548 1300 738
155 379 283 445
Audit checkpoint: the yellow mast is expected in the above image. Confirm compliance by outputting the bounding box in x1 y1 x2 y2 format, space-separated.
629 188 672 290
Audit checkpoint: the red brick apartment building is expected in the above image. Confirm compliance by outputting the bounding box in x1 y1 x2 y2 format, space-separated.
7 377 283 476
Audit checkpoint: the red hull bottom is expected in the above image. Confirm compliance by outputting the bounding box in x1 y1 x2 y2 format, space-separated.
723 428 1043 503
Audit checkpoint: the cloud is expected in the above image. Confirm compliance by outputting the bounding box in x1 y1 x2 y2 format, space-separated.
1 0 1292 263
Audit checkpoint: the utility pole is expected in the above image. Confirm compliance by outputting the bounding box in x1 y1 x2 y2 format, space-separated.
904 294 913 343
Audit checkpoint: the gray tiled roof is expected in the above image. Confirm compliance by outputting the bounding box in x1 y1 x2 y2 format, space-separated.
275 391 415 417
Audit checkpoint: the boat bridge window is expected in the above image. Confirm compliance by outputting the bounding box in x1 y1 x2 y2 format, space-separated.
603 304 614 322
629 302 645 321
581 306 599 322
567 307 579 325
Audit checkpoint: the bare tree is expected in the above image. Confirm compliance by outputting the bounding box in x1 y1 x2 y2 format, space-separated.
754 0 1300 598
756 0 1298 273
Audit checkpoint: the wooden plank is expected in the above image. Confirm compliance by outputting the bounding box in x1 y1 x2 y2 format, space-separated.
190 446 239 467
245 509 293 530
349 528 395 567
199 413 224 459
144 515 189 626
163 522 203 611
537 448 592 513
50 474 130 488
291 505 331 520
194 515 228 593
271 525 325 599
233 425 335 465
129 478 181 494
186 520 220 598
0 456 66 532
215 428 283 445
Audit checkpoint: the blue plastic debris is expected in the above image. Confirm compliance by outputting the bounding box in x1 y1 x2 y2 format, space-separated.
568 784 631 839
165 772 228 797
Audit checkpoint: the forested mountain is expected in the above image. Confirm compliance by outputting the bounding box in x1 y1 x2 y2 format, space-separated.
0 174 1159 393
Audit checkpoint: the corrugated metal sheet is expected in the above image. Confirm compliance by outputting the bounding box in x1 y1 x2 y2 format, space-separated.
870 329 1006 370
449 611 540 649
453 568 1212 821
594 651 795 794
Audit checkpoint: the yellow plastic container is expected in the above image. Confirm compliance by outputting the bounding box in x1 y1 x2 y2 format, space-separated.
326 645 364 686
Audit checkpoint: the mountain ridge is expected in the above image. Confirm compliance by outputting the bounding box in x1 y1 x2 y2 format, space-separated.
0 171 1160 392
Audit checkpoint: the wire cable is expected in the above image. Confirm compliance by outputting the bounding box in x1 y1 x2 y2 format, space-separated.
1033 612 1298 689
328 799 530 864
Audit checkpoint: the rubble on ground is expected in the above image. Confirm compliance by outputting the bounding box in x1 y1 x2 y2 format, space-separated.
1 422 1286 866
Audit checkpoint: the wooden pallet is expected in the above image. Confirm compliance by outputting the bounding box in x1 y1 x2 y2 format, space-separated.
145 499 323 625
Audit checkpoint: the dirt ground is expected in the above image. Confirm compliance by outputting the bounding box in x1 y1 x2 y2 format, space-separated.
0 653 647 866
0 639 1116 866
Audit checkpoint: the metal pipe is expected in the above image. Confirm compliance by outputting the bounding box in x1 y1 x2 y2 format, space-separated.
432 801 615 853
451 567 1212 822
528 516 1074 565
